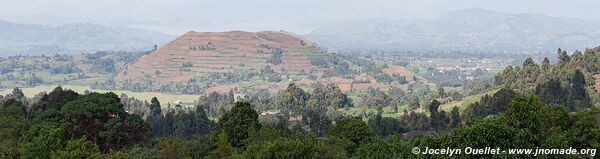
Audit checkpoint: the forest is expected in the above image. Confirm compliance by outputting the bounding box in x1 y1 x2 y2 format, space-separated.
0 46 599 158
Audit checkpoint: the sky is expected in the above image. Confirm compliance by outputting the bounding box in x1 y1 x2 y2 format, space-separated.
0 0 598 35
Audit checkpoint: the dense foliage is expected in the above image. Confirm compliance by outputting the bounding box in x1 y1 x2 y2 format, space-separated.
495 48 600 109
1 80 599 158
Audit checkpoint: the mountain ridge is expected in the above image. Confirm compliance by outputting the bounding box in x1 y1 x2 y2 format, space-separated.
0 20 173 56
307 8 600 54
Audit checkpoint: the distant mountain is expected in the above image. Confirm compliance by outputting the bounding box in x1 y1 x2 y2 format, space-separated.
0 20 173 56
307 8 600 54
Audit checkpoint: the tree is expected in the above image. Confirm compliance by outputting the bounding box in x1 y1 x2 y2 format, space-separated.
167 107 215 139
354 140 406 159
358 89 391 109
51 137 102 159
502 95 544 145
228 90 235 103
186 136 217 159
450 106 461 128
194 106 213 135
149 97 162 120
303 86 334 136
535 78 565 105
523 57 537 68
324 84 352 108
388 86 406 100
408 96 420 109
367 113 406 137
159 111 175 137
452 117 525 149
217 102 260 148
327 118 378 154
429 99 447 130
29 86 79 118
567 108 600 149
276 83 309 116
267 48 283 65
148 97 162 137
0 98 29 158
154 137 186 159
418 94 598 158
0 98 26 118
61 92 151 152
541 57 550 71
302 107 331 136
244 125 289 146
205 132 235 159
11 87 26 105
400 111 430 131
558 48 570 64
244 135 340 159
19 125 64 159
463 88 515 120
566 70 591 111
105 150 137 159
437 86 446 98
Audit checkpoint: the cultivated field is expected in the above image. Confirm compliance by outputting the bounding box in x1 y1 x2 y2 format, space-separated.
439 88 500 111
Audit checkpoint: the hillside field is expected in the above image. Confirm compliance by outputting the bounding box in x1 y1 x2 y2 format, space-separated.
0 85 199 107
115 31 331 84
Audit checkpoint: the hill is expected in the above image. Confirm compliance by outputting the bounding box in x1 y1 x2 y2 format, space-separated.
0 20 172 56
0 30 421 98
308 8 600 54
115 31 333 90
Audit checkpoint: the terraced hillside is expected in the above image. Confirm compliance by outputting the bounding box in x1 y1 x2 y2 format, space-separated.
115 31 331 84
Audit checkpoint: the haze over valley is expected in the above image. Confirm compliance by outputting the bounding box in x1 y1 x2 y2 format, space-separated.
1 1 600 56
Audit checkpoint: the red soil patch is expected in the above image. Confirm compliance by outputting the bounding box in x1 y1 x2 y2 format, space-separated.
382 65 417 87
354 74 376 83
318 77 353 91
322 77 353 84
296 79 316 87
351 83 376 90
594 74 600 92
383 66 414 79
256 31 303 45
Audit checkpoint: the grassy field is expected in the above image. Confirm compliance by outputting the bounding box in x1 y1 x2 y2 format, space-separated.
0 85 201 107
67 76 112 86
439 88 500 112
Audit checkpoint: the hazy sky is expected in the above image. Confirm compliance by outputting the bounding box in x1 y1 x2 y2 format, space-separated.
1 0 598 34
